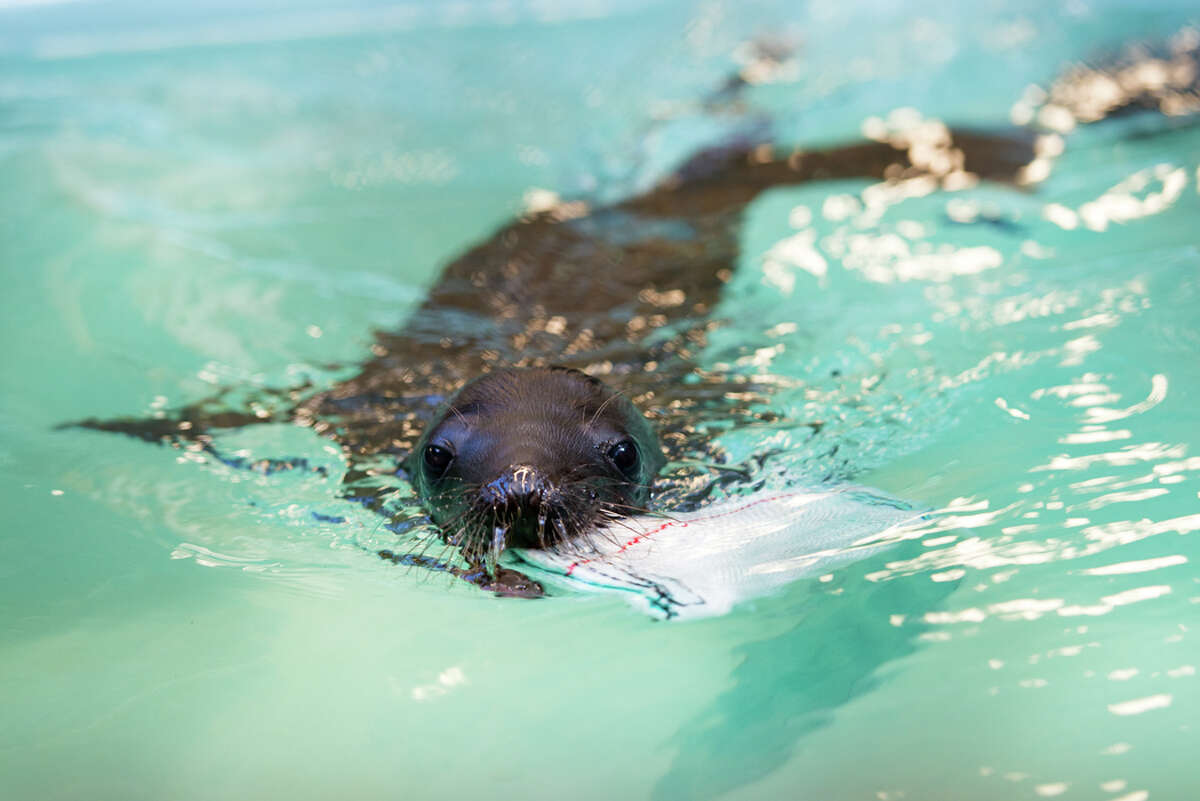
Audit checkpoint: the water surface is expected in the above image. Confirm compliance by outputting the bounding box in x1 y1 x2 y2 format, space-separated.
2 1 1199 799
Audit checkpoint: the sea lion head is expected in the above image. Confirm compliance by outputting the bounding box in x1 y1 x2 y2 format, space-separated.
408 367 665 563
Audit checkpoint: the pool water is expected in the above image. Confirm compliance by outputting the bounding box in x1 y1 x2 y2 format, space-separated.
2 1 1199 799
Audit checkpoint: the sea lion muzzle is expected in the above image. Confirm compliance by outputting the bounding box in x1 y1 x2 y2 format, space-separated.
477 465 565 550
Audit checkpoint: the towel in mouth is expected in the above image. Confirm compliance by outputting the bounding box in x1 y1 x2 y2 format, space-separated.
511 485 927 619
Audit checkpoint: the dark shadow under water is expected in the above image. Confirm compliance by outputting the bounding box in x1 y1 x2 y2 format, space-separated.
654 543 954 800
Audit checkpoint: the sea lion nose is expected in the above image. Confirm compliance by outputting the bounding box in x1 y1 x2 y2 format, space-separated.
481 464 549 509
480 465 558 549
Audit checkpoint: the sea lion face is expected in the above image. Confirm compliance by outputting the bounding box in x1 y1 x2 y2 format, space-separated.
409 367 664 562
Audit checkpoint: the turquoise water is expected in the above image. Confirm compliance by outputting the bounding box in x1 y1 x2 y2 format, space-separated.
3 1 1199 799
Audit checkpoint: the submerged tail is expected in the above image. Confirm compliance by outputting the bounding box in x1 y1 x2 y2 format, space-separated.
626 27 1200 218
621 123 1041 220
1018 28 1200 130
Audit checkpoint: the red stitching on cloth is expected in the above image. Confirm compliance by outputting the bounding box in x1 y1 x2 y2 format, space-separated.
564 490 804 576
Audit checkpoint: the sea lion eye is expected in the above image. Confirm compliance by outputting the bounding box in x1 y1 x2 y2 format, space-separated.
607 440 639 476
423 444 454 477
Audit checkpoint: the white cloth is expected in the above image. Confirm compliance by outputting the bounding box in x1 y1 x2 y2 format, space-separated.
511 485 926 619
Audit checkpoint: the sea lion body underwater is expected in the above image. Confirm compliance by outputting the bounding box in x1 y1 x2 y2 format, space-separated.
70 35 1200 596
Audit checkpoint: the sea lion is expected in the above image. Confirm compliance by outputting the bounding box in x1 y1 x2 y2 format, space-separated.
69 33 1200 596
74 116 1038 596
407 366 665 595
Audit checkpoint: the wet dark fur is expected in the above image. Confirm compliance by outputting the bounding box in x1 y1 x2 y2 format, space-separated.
67 34 1200 595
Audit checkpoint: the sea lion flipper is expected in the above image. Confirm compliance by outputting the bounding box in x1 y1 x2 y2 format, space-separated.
59 384 326 480
377 549 545 598
60 407 274 445
476 566 545 599
62 405 338 480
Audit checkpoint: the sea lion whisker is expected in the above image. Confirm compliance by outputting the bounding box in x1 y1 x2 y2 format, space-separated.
600 514 648 542
584 387 626 430
409 527 455 572
456 509 488 563
552 516 572 549
596 498 655 517
566 507 611 554
570 521 604 556
592 523 625 551
431 504 479 545
582 473 656 495
536 507 549 549
444 402 472 427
